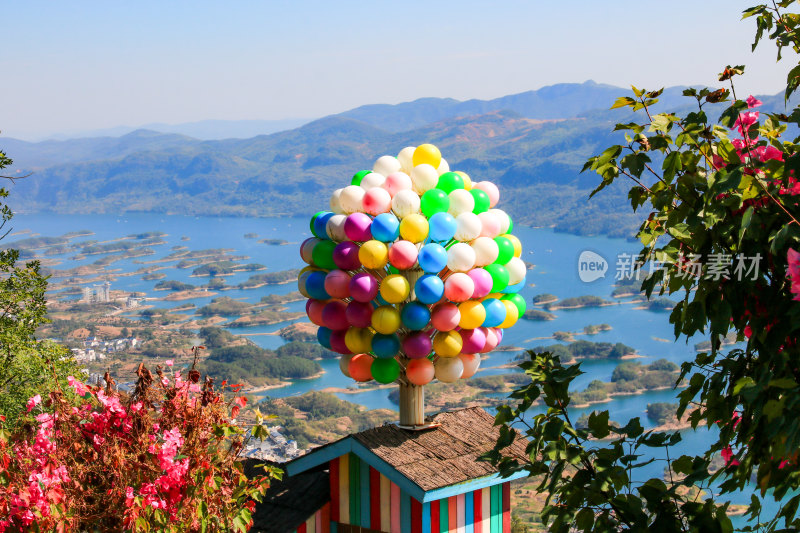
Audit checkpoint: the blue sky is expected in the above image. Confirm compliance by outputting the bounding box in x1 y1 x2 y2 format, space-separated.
1 1 795 139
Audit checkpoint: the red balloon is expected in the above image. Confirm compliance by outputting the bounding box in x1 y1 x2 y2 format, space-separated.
402 331 433 359
349 353 374 382
324 270 351 299
306 299 327 327
431 303 460 332
406 358 435 386
330 329 352 355
322 300 349 331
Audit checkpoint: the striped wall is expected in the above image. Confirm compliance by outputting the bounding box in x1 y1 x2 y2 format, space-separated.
327 453 511 533
293 502 331 533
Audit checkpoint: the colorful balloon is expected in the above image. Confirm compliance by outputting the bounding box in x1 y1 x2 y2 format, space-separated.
333 241 361 270
474 181 499 208
380 274 411 304
456 171 472 190
505 257 527 285
437 158 450 175
326 214 348 241
411 164 439 194
431 302 461 331
391 189 421 218
455 212 481 242
305 271 330 300
371 213 400 242
372 305 401 334
372 333 400 358
312 212 334 239
358 240 389 270
346 300 374 328
407 358 435 385
300 238 320 264
339 353 355 378
434 356 463 383
412 144 442 168
324 270 351 299
448 189 475 217
321 301 350 331
351 170 371 186
484 264 510 293
482 298 507 328
444 273 475 303
340 185 366 214
397 146 415 173
494 236 515 265
502 293 526 316
317 327 333 349
330 330 352 354
402 331 432 359
458 300 486 329
478 211 502 238
459 353 481 379
373 155 401 177
498 300 519 329
468 268 493 299
383 171 413 196
415 274 444 304
330 188 344 214
344 213 372 242
371 357 400 384
504 234 522 257
350 272 379 302
428 212 457 242
436 171 465 194
349 353 374 382
433 330 463 357
470 188 490 214
472 236 499 267
446 242 476 272
489 209 511 234
388 240 418 270
311 240 337 270
460 328 486 354
306 299 327 327
418 243 447 273
360 172 386 190
363 187 392 216
399 213 429 243
420 188 450 217
400 302 431 330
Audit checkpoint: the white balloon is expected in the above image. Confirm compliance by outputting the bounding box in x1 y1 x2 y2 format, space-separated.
397 146 416 173
339 353 355 377
478 211 502 238
360 172 386 190
448 189 475 217
437 158 450 175
447 242 476 272
383 171 413 196
471 236 499 266
330 188 345 214
373 155 401 177
340 185 366 214
434 356 464 383
506 257 527 285
489 209 511 234
326 214 348 241
454 212 482 242
411 164 439 194
391 189 421 219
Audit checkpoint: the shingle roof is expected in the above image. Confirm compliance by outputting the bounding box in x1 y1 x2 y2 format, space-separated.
350 407 529 491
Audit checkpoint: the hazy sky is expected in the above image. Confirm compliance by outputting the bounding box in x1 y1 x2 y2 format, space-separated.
2 1 795 139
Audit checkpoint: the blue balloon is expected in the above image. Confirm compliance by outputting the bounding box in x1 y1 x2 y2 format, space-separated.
306 271 330 300
372 333 400 358
312 212 334 240
428 212 456 242
502 278 526 294
415 274 444 304
482 298 507 327
418 243 447 273
401 302 431 330
375 292 390 306
316 327 333 349
371 213 400 242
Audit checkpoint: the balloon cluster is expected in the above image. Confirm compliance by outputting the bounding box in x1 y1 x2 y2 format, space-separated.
298 144 526 387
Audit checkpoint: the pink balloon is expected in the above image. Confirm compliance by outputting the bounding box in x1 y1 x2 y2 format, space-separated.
349 272 379 303
322 301 349 331
444 272 475 302
333 241 361 271
383 172 413 196
344 213 373 242
474 181 500 208
324 270 351 299
402 331 432 359
306 299 327 327
330 329 352 355
346 301 373 328
459 353 481 378
478 212 501 238
459 328 486 354
388 240 419 270
431 303 461 332
363 187 392 215
482 327 501 353
468 268 493 299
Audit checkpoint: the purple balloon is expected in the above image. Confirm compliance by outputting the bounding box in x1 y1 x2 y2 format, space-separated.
346 301 374 328
344 213 373 242
350 272 379 303
459 328 487 354
402 331 433 359
333 241 362 271
321 300 349 331
330 329 352 355
468 268 493 299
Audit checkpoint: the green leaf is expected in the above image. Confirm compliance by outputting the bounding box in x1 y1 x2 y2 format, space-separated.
611 96 637 110
733 377 756 395
738 206 754 246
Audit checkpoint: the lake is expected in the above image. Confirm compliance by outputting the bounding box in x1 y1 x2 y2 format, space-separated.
7 212 761 522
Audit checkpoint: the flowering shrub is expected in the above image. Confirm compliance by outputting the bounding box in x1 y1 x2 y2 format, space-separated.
487 2 800 531
0 355 277 532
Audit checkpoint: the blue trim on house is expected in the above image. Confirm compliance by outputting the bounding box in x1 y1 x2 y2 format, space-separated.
419 471 529 503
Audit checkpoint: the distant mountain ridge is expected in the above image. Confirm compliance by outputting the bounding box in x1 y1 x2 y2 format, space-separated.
0 81 791 238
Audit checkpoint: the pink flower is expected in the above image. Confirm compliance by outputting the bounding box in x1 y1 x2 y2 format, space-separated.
721 445 739 466
26 395 41 412
165 359 174 367
125 487 135 507
747 95 763 108
67 376 90 396
734 111 759 136
788 249 800 300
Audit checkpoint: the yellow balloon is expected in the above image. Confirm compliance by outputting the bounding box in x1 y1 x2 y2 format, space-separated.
297 271 312 298
498 300 519 329
399 213 429 243
433 330 463 357
345 327 370 354
371 305 401 334
455 171 472 190
503 234 522 258
412 143 442 168
458 300 486 330
380 274 411 304
358 240 389 270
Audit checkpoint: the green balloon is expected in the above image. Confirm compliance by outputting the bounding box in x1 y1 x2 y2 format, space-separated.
371 357 400 384
470 189 490 213
502 293 526 316
311 240 337 270
508 216 514 233
484 264 510 292
309 211 325 234
351 170 371 186
436 172 465 194
387 265 400 275
494 236 514 264
420 189 450 217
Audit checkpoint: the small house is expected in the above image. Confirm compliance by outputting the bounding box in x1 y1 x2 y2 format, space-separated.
251 407 530 533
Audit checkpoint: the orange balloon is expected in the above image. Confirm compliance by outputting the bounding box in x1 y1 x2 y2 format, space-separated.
349 353 374 382
406 358 435 386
